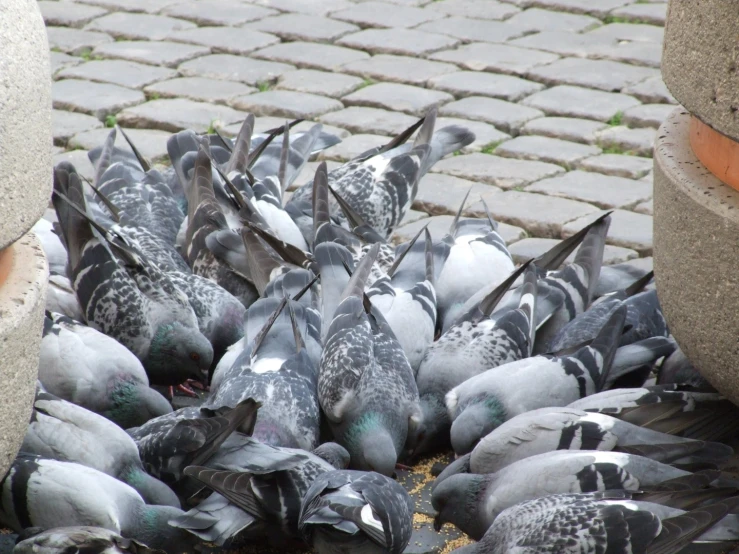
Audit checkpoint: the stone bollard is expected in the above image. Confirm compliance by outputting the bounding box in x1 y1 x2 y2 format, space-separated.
0 0 51 477
654 0 739 404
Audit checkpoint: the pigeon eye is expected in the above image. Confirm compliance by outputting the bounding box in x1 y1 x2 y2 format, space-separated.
190 352 200 362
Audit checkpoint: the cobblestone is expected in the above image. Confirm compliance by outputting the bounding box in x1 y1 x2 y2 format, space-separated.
53 149 96 182
75 0 180 14
494 135 601 168
509 238 638 265
505 8 600 33
144 78 256 105
342 54 458 86
253 42 370 72
161 1 276 26
425 0 521 21
415 17 529 44
591 41 662 69
246 14 359 43
50 52 83 76
255 0 353 15
634 199 653 215
57 59 177 89
434 117 511 153
39 1 108 27
520 116 608 145
440 96 544 134
319 107 418 136
68 127 171 163
85 12 196 41
116 98 247 133
46 26 114 55
468 190 599 238
430 43 559 76
526 170 652 209
52 109 104 146
413 173 503 215
622 76 676 104
318 134 389 162
576 153 653 179
509 31 616 58
230 90 344 119
393 214 526 245
276 70 364 99
337 28 459 56
343 83 453 117
330 2 444 28
178 54 294 86
609 3 668 26
622 104 675 129
586 22 664 43
521 85 642 122
433 153 564 189
52 79 146 120
525 0 632 18
92 40 210 68
428 71 544 102
595 126 657 157
526 57 658 92
167 27 279 56
562 209 653 255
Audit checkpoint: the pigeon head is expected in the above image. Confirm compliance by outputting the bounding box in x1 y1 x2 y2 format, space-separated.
432 473 488 539
121 464 181 509
312 442 351 469
344 413 399 477
105 379 172 428
449 399 505 456
409 394 451 459
208 302 246 366
147 322 214 385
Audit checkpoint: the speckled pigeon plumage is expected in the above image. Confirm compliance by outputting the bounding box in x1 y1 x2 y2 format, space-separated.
455 491 739 554
39 312 172 429
299 470 414 554
318 245 422 475
22 387 179 507
13 526 165 554
431 449 696 540
0 456 196 553
446 305 628 455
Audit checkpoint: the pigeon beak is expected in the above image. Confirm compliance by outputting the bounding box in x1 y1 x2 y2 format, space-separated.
433 513 443 532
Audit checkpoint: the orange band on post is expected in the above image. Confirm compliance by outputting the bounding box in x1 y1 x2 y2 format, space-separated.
690 115 739 192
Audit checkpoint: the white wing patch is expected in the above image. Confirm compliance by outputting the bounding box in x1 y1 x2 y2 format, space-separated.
251 357 286 374
360 503 384 533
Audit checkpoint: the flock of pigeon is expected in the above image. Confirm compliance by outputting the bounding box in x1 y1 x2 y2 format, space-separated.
4 106 739 554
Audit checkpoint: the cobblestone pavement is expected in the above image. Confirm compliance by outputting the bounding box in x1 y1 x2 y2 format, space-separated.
42 1 671 552
45 0 671 271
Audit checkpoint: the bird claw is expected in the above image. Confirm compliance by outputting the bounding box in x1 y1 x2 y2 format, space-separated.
395 463 412 471
187 380 209 391
175 383 199 398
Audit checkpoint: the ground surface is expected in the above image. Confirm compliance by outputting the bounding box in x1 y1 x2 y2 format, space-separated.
22 0 701 552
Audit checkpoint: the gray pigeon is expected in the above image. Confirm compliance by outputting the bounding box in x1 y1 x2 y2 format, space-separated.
413 262 536 458
39 312 172 429
13 526 165 554
45 274 84 321
22 387 179 508
0 456 200 553
289 109 472 239
318 245 422 476
658 345 714 390
455 491 739 554
205 296 322 451
299 470 414 554
435 199 515 333
438 406 732 481
431 449 699 540
173 440 350 547
52 164 214 389
446 306 627 455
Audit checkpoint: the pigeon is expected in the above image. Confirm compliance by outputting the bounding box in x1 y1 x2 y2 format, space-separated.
367 225 437 373
431 449 703 539
13 526 165 554
205 296 322 451
533 213 611 353
453 491 739 554
0 456 199 553
658 346 714 390
594 260 653 299
289 109 474 239
38 312 172 429
30 216 67 277
174 440 350 547
318 245 422 476
413 262 536 458
298 470 414 554
435 197 515 333
126 398 259 485
52 163 214 388
21 387 180 507
436 406 732 481
45 274 84 321
446 306 628 455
